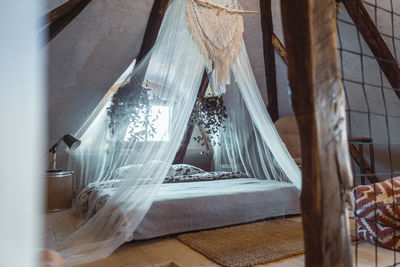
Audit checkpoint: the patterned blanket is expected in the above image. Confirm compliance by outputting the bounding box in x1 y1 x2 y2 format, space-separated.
352 177 400 251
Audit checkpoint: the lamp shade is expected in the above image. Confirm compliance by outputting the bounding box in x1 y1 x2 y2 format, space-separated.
62 134 81 150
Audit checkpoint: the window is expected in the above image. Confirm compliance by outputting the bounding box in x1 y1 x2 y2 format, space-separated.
124 106 170 142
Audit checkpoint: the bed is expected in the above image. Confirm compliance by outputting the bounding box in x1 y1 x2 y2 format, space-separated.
76 165 300 241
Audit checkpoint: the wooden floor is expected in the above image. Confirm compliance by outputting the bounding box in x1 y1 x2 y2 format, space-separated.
44 209 398 267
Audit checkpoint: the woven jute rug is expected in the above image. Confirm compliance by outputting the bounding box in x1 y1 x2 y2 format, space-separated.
177 219 304 267
178 218 358 267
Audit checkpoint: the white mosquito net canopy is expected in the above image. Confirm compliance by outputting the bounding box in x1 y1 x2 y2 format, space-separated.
59 0 301 264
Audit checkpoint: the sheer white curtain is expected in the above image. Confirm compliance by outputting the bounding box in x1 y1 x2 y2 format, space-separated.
213 80 287 182
58 0 301 265
60 0 205 264
234 46 301 189
213 45 301 189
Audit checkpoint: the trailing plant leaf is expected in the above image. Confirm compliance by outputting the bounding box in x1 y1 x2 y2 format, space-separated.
190 95 228 150
107 80 158 143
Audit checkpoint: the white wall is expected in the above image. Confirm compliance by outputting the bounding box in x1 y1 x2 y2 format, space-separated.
46 0 153 141
0 1 46 267
47 0 153 169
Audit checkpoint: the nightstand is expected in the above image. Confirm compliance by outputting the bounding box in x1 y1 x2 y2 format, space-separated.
46 170 73 212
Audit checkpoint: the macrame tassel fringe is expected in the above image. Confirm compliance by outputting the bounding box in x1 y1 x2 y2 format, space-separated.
185 0 244 93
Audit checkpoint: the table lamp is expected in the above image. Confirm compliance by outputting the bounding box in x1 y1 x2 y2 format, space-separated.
48 134 81 170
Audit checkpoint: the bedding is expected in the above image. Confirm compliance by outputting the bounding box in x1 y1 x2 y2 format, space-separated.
76 173 300 241
167 164 206 176
163 170 248 183
76 170 250 220
112 163 207 182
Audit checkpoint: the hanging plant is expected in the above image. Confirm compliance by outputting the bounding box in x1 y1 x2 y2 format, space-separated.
107 80 158 142
190 95 228 149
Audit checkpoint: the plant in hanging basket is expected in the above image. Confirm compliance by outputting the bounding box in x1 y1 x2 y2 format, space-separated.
107 80 158 142
190 95 228 149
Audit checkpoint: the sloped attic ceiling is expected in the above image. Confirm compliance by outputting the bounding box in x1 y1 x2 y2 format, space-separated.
47 0 400 176
46 0 291 148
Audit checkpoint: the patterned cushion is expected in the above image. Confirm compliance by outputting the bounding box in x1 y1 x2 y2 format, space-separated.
352 177 400 228
352 177 400 251
167 164 206 176
164 171 249 183
357 220 400 251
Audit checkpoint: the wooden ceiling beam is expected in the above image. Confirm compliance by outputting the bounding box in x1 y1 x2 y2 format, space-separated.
44 0 89 24
281 0 353 266
342 0 400 97
272 33 288 65
260 0 279 122
136 0 170 63
43 0 92 44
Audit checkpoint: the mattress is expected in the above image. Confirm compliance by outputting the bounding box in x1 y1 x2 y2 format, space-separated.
133 178 300 240
76 178 300 240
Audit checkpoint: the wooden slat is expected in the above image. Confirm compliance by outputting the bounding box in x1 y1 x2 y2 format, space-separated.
272 33 288 65
260 0 279 122
136 0 170 63
173 72 209 164
349 144 380 183
342 0 400 96
348 137 372 143
43 0 92 43
281 0 353 266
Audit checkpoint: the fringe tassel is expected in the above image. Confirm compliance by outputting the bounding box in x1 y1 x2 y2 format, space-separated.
185 0 244 93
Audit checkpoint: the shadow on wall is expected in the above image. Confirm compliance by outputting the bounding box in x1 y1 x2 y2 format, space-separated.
47 0 153 155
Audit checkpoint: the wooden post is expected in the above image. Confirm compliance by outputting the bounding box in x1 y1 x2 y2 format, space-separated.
342 0 400 95
173 72 209 164
280 0 353 266
260 0 279 122
43 0 92 44
136 0 170 63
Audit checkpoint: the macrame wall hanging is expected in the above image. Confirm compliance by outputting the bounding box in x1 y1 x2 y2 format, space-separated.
185 0 257 94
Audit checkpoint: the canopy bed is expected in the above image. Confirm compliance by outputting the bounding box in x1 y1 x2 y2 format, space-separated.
57 0 302 265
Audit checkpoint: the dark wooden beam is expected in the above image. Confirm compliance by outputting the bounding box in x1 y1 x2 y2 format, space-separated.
281 0 353 266
136 0 170 63
348 137 380 183
260 0 279 122
43 0 92 44
44 0 88 24
349 144 380 183
173 72 209 164
342 0 400 96
272 33 288 65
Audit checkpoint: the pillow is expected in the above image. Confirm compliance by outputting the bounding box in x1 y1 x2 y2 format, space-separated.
357 217 400 251
352 177 400 228
167 164 206 176
113 160 171 179
164 171 249 183
112 165 140 180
